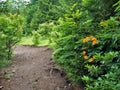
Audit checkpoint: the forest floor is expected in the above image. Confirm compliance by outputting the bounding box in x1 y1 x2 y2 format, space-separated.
0 45 83 90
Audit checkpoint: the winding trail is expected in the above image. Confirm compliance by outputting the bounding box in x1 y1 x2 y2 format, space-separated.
0 45 83 90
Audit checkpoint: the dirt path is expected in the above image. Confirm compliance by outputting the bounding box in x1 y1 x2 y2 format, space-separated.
0 45 83 90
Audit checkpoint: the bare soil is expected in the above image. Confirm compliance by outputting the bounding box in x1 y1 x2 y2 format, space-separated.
0 45 83 90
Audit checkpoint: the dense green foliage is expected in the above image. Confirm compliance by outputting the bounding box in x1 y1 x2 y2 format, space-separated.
0 14 23 68
29 0 120 89
24 0 120 89
1 0 120 89
24 0 82 34
24 0 59 34
0 1 24 69
81 17 120 89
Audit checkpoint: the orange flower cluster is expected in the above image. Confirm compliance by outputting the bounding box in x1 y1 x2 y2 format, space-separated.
82 36 97 62
82 36 98 45
82 50 95 62
89 55 95 62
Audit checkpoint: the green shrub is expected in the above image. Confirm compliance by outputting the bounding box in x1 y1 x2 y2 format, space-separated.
52 1 120 89
53 3 93 84
81 17 120 89
37 22 59 44
0 13 23 69
32 31 40 46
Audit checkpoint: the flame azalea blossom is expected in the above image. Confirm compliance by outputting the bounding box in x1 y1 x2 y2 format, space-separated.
89 58 94 62
84 55 88 59
83 38 89 43
82 50 87 55
83 36 98 45
82 36 97 62
92 41 98 45
89 56 95 62
92 37 97 41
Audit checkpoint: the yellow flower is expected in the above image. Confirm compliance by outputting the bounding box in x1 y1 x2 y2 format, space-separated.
84 55 88 60
89 55 95 62
92 37 97 41
83 39 88 43
82 50 87 55
89 36 94 38
83 37 90 43
86 37 91 41
89 58 94 62
92 41 98 45
83 36 97 43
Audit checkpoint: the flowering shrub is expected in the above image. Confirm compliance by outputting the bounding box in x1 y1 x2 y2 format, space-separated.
53 10 120 89
82 36 98 62
82 36 98 45
53 4 90 84
82 17 120 89
52 1 120 89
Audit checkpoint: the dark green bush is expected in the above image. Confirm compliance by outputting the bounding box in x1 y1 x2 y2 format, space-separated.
52 3 93 84
52 1 120 89
81 17 120 89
